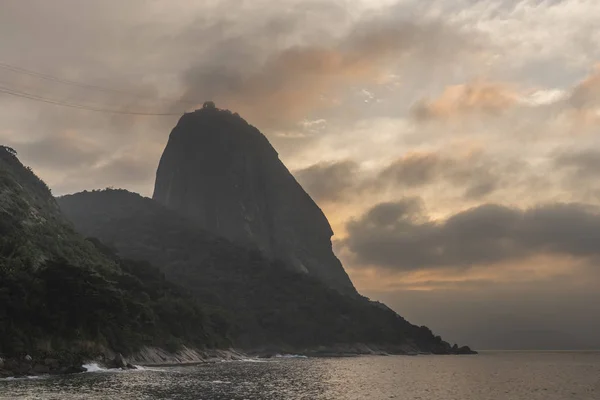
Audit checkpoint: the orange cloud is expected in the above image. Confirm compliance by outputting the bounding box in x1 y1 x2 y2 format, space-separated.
182 22 474 128
564 64 600 129
569 64 600 109
411 81 519 121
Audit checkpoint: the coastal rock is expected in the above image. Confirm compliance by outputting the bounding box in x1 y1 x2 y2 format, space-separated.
111 353 128 369
31 364 50 374
129 346 245 366
456 346 477 355
0 354 91 377
3 358 32 376
152 105 356 295
60 365 87 374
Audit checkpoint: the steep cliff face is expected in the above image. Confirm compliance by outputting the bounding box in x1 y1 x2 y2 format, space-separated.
153 105 356 294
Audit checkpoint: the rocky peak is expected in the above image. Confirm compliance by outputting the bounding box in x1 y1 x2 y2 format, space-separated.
152 105 357 295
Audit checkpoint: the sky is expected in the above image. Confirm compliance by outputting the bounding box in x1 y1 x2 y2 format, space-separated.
2 0 600 349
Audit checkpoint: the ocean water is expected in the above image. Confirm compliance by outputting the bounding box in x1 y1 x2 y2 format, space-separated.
1 351 598 399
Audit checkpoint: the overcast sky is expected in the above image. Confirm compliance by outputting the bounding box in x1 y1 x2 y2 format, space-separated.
2 0 600 349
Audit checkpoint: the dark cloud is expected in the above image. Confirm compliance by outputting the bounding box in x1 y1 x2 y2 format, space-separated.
377 152 499 199
344 200 600 270
552 149 600 201
294 160 359 203
293 152 504 206
379 152 442 187
554 149 600 179
463 180 497 199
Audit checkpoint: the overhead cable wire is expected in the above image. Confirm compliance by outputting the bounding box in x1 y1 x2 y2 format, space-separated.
0 85 183 116
0 61 198 106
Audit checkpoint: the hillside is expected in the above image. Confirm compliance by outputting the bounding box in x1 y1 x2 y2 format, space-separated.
59 188 472 355
58 106 475 355
0 147 230 376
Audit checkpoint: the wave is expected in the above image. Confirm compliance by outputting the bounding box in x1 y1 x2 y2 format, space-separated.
82 363 110 373
82 363 166 373
274 354 308 359
238 358 269 363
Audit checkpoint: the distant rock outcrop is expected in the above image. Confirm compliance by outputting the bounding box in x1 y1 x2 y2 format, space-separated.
153 105 356 295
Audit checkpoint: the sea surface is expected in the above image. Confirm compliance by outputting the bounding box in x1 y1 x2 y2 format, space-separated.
1 351 598 399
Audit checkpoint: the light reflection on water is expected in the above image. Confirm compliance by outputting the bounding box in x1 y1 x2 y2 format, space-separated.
1 352 599 400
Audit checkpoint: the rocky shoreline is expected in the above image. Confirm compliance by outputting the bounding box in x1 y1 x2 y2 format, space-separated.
0 344 476 378
0 347 250 378
0 354 87 378
247 343 477 359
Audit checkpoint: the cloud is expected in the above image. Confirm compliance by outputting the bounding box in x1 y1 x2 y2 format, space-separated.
568 65 600 109
3 0 600 351
2 131 106 171
552 149 600 201
378 152 443 187
410 66 600 132
294 150 502 208
410 81 518 121
180 13 477 128
294 160 359 203
377 151 499 199
52 152 157 195
554 149 600 179
344 200 600 271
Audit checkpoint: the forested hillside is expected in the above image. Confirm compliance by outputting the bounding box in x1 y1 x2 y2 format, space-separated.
0 147 230 367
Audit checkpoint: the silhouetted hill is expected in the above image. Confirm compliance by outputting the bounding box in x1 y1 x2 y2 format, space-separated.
153 104 356 295
58 189 471 354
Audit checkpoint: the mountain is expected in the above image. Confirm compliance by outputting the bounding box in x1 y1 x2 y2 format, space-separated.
153 103 355 295
58 106 475 355
0 146 230 376
59 189 470 354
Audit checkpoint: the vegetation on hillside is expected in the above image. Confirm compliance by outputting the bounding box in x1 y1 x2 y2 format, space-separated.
0 148 230 359
59 189 452 353
0 255 231 358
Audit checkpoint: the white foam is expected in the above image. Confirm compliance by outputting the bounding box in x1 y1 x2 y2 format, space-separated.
239 358 268 363
82 363 110 373
274 354 308 359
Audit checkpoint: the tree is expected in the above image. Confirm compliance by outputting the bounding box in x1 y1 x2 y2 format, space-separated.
0 146 17 156
203 101 216 109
